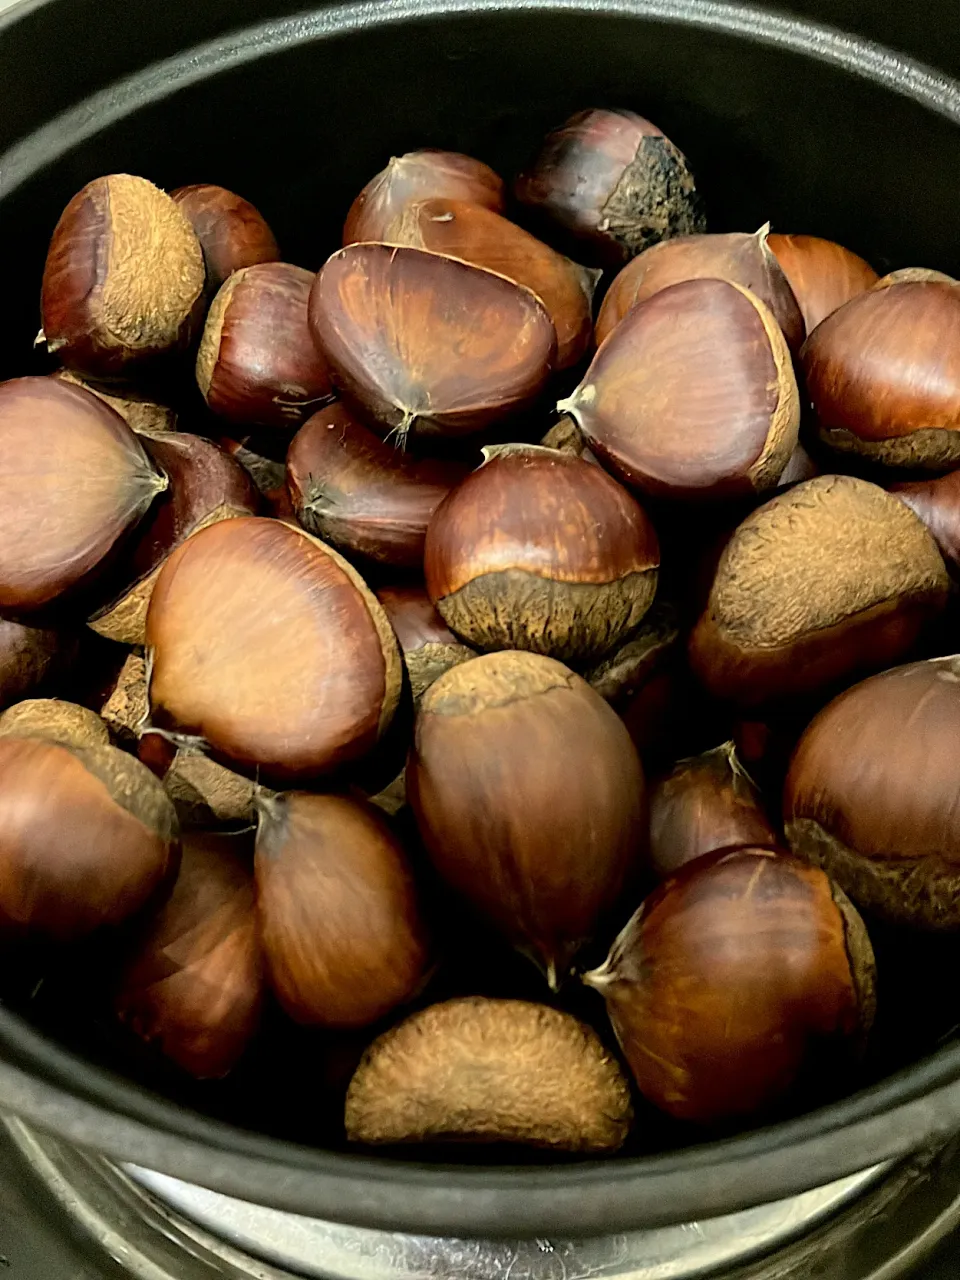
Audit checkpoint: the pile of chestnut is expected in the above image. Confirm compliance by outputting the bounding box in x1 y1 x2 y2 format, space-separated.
0 103 958 1155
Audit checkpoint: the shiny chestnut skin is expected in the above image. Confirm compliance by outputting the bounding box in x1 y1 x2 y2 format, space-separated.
255 791 429 1028
802 281 960 471
376 585 475 703
286 403 468 570
309 244 556 442
767 233 878 333
343 150 505 245
515 108 704 267
116 831 264 1078
585 848 876 1124
425 444 660 663
41 174 206 378
408 651 646 986
784 657 960 930
890 469 960 574
196 262 333 430
560 278 800 502
0 619 78 711
171 184 280 293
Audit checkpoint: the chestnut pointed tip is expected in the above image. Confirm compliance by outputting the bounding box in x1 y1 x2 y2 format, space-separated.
581 963 611 991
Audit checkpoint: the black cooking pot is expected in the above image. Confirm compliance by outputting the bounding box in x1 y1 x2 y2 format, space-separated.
1 0 959 1242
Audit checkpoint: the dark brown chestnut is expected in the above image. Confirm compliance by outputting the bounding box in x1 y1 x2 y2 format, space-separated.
196 262 333 429
0 699 109 750
41 174 205 378
408 651 645 986
146 517 402 783
309 243 557 442
0 619 78 711
585 848 876 1124
0 736 178 941
515 108 704 267
385 198 599 370
890 468 960 574
648 741 777 880
802 281 960 470
766 233 878 333
0 376 167 613
784 657 960 929
376 585 475 703
286 403 468 569
424 444 660 662
255 791 429 1028
689 476 949 710
116 830 264 1078
343 150 505 245
345 996 632 1151
89 432 260 646
596 225 804 351
171 184 280 293
560 278 800 502
52 369 178 434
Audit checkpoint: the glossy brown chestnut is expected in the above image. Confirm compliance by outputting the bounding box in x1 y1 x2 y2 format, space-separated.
801 281 960 470
345 996 633 1151
89 432 260 646
0 699 109 750
425 444 660 662
171 184 280 293
689 476 950 710
286 403 468 569
309 244 556 442
874 268 957 288
515 108 704 267
0 377 167 613
52 369 178 434
407 651 646 985
767 233 878 333
343 150 505 245
560 278 800 502
196 262 333 429
146 517 402 783
41 174 205 378
376 585 475 703
648 741 777 880
116 831 264 1078
585 848 876 1124
0 737 178 941
784 657 960 929
0 619 78 711
385 198 599 370
890 469 960 574
255 791 429 1028
596 225 804 351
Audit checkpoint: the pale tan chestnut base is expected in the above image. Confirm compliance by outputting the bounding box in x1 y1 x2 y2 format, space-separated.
164 750 260 828
829 880 878 1046
816 424 960 472
787 817 960 930
101 654 149 746
406 642 476 704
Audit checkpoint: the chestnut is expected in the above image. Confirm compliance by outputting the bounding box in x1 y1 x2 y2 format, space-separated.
385 198 599 370
286 403 468 570
376 585 475 702
255 791 429 1028
161 747 261 831
345 997 632 1151
424 444 660 663
801 281 960 470
0 736 178 941
0 699 109 751
196 262 333 429
585 848 876 1124
41 174 205 378
648 741 777 880
407 651 645 985
343 150 505 245
88 431 260 646
689 476 950 710
515 108 704 267
116 830 264 1078
0 619 78 711
309 243 556 442
890 468 960 574
784 656 960 929
596 225 805 351
171 184 280 293
146 517 402 784
766 233 878 333
559 278 800 502
583 600 680 710
52 369 178 434
0 377 167 613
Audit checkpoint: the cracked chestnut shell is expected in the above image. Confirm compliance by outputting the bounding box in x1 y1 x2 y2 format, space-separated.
425 444 660 663
171 184 280 294
515 108 704 267
560 278 800 501
309 243 556 442
784 657 960 929
407 651 645 985
766 233 878 333
585 848 876 1124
